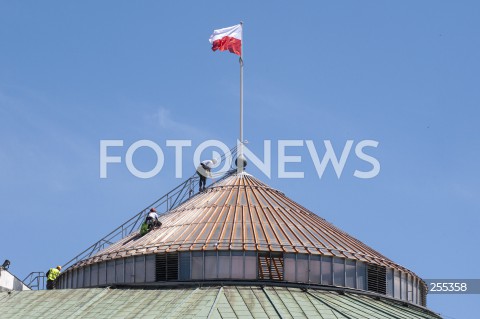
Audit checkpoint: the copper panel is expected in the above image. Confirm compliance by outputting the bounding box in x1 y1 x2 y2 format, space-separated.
71 173 419 278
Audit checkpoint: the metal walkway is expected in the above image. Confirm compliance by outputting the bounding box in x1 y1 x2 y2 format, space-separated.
61 146 238 271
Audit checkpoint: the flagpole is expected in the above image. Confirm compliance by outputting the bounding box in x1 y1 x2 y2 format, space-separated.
239 21 244 172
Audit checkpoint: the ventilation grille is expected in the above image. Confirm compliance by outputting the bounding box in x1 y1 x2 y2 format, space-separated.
367 264 387 294
420 282 427 306
156 253 178 281
258 252 284 280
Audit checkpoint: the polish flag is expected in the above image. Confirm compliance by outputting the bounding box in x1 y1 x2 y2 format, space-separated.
209 24 242 56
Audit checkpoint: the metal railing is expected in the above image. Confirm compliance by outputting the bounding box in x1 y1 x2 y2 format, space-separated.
23 272 45 290
61 146 238 271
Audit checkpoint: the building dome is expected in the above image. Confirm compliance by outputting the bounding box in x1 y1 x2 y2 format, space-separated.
58 172 428 307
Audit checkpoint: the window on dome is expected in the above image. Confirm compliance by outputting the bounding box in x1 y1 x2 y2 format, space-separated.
91 263 99 286
146 255 156 282
345 259 356 288
367 264 386 294
135 256 145 283
297 254 309 283
407 274 413 302
401 272 407 300
420 282 427 306
333 258 345 286
115 259 124 284
231 251 244 279
386 268 394 297
218 251 231 278
125 257 134 283
106 260 115 284
99 262 106 285
394 270 400 298
204 251 217 279
72 269 78 289
77 268 84 288
258 252 283 280
84 265 91 287
191 251 203 280
321 256 332 285
357 262 366 290
179 252 191 280
245 251 257 279
309 255 321 284
413 277 418 304
283 253 296 282
155 253 179 281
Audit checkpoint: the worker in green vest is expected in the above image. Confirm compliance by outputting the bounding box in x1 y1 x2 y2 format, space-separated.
46 266 62 290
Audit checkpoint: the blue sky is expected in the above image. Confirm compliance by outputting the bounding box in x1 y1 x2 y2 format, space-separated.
1 1 479 317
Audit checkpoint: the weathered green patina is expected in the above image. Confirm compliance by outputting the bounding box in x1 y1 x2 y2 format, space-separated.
0 286 442 319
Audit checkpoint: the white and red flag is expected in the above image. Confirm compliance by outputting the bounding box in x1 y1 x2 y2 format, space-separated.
209 24 242 56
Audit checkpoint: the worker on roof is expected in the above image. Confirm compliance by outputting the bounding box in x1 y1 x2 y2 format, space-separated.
196 158 217 192
46 266 61 290
145 208 161 231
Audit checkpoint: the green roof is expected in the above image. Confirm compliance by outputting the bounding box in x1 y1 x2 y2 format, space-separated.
0 286 441 319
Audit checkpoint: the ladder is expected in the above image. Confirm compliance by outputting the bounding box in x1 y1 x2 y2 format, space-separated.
61 146 238 271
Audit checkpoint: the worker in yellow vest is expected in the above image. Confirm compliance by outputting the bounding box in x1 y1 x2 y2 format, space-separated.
46 266 62 290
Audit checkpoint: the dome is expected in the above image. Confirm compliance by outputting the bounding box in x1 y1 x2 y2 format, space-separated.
57 172 428 307
0 286 441 318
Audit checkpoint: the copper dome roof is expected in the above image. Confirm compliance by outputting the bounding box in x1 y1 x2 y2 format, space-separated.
73 173 416 276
